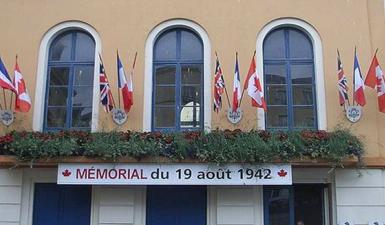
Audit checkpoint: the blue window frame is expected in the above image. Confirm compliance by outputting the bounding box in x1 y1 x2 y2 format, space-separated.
44 30 95 132
152 28 203 131
263 27 317 130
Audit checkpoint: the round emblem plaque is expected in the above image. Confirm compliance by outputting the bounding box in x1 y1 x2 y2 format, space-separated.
227 108 243 124
112 108 127 125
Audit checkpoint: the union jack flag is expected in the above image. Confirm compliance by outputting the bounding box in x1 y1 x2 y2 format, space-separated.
337 50 349 106
213 57 225 113
100 62 114 112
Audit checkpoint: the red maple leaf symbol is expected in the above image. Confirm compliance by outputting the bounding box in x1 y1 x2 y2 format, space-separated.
277 169 287 177
62 169 71 177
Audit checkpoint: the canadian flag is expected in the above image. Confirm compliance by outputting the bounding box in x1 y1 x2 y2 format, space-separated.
243 53 267 111
353 51 366 106
13 59 31 112
365 52 385 113
117 53 133 113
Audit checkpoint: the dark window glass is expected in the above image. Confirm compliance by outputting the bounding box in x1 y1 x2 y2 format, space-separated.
45 31 95 131
154 31 177 61
153 29 203 131
263 27 317 130
264 185 325 225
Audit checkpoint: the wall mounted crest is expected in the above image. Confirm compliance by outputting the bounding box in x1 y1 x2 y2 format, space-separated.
345 105 362 123
227 108 242 124
0 110 14 126
112 108 127 125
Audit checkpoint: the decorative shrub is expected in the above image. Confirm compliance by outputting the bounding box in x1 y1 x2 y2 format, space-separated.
0 129 363 165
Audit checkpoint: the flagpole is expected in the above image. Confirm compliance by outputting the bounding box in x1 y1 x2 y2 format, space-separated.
2 89 7 110
239 51 256 107
99 53 116 108
215 51 231 108
9 55 17 111
116 50 121 109
353 46 357 106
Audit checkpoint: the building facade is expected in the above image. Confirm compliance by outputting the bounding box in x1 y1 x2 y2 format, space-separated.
1 0 385 225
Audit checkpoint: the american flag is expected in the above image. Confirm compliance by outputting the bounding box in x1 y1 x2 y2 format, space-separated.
213 57 225 113
337 50 349 106
100 62 114 112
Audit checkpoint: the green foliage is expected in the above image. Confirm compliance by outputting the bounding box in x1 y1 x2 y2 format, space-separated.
0 129 364 165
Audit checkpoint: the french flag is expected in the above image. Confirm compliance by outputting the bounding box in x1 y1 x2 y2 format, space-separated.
353 50 366 106
117 53 133 113
232 53 241 112
0 57 16 93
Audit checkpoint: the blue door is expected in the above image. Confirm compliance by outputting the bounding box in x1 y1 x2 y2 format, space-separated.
33 183 91 225
146 186 206 225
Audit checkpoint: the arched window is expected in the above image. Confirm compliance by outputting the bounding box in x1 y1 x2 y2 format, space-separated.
263 27 317 130
152 28 203 131
44 30 95 131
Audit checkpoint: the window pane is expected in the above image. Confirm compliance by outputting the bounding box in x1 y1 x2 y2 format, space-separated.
266 85 287 105
182 86 200 105
266 106 288 128
154 106 175 128
264 64 286 84
181 106 200 128
49 67 69 86
155 66 176 85
75 32 95 62
293 106 315 128
294 185 324 225
74 66 94 85
50 33 72 61
154 31 177 61
73 87 93 107
180 30 203 60
289 29 313 59
266 188 291 225
72 107 92 127
182 65 201 84
292 85 314 105
263 29 285 59
48 87 68 106
155 86 175 105
47 107 67 127
291 64 314 84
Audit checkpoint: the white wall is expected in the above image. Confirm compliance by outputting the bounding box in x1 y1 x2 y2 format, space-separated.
208 187 263 225
335 169 385 225
0 169 23 225
92 186 145 225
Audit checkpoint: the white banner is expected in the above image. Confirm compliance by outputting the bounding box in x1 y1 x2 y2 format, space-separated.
57 163 292 185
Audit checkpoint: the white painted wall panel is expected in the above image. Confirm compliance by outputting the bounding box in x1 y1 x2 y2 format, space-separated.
98 187 135 206
217 206 254 224
99 206 134 224
210 187 262 225
337 206 385 224
0 205 21 222
0 222 20 225
0 170 22 186
92 186 145 225
293 168 332 183
335 169 385 224
217 188 254 206
0 187 22 204
335 169 383 188
336 187 385 206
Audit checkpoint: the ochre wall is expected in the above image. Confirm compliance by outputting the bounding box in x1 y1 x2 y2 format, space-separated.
0 0 384 162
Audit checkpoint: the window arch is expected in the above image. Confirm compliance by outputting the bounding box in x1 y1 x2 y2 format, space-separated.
263 27 316 130
44 30 95 131
33 21 102 132
256 18 326 130
144 19 212 132
152 28 203 131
